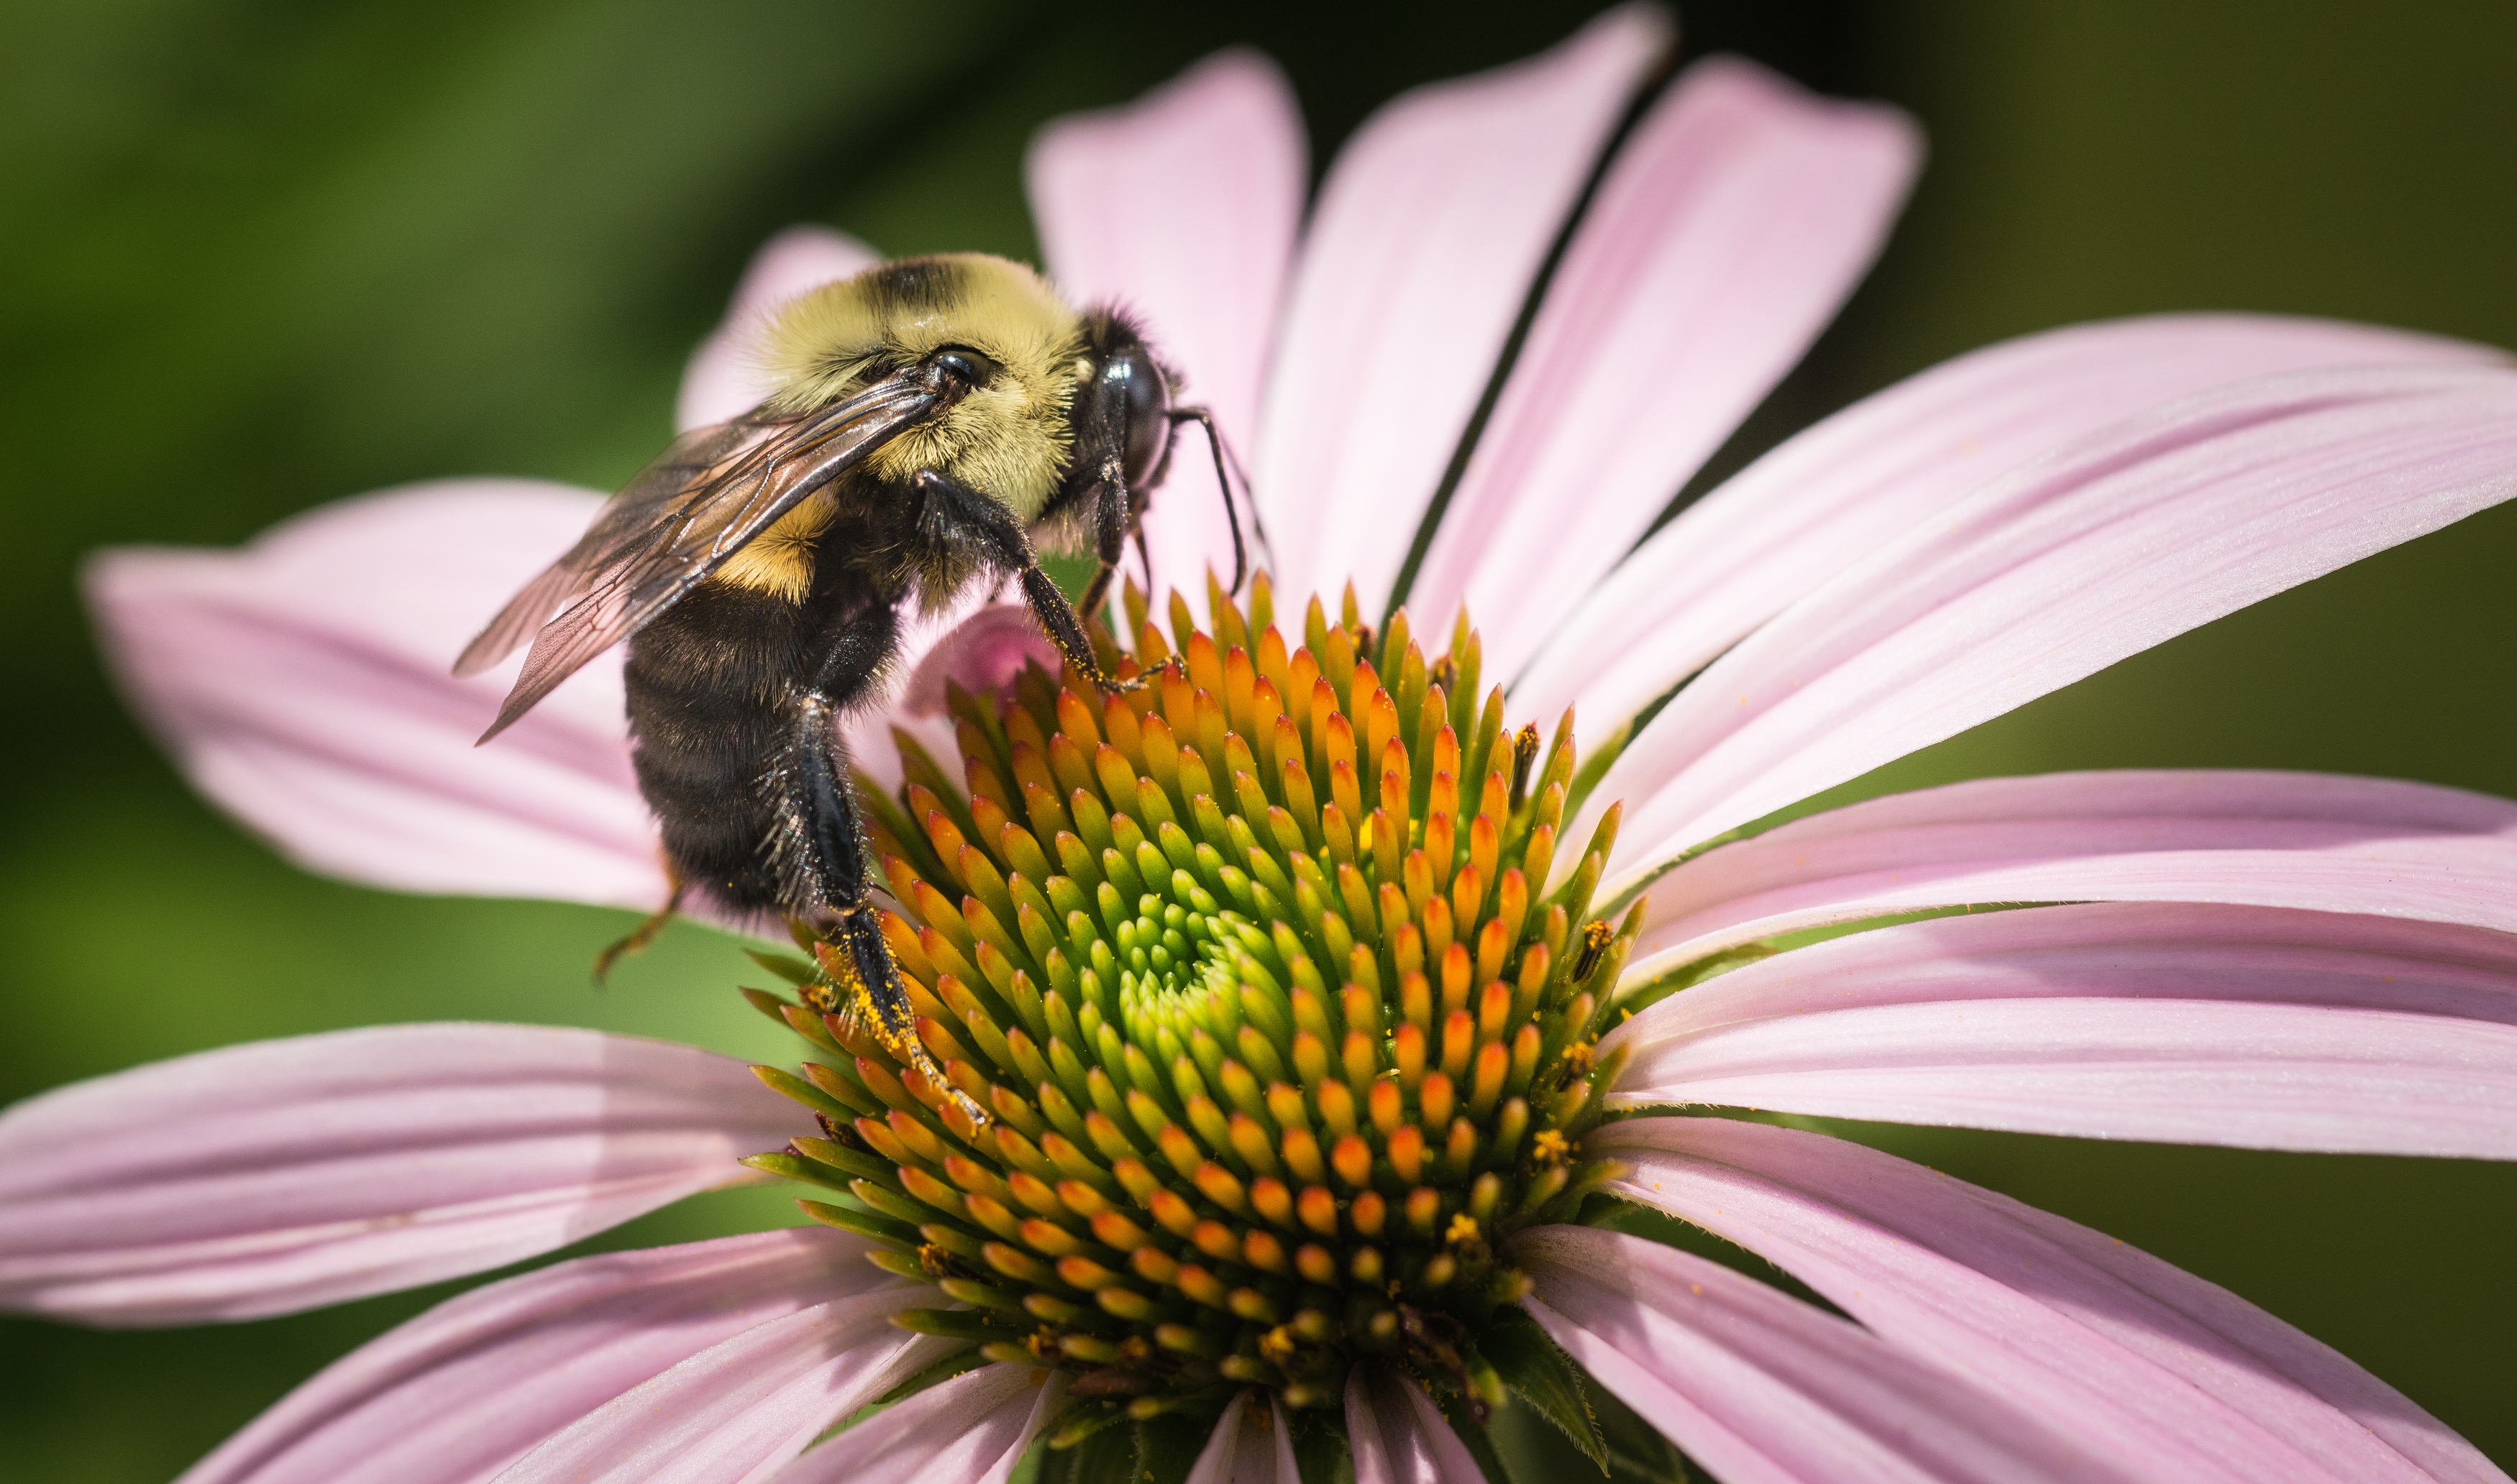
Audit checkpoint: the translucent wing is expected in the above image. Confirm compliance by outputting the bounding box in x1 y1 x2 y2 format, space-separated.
458 375 938 741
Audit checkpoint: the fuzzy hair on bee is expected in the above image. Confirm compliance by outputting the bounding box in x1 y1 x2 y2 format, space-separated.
718 255 1095 608
454 249 1248 1126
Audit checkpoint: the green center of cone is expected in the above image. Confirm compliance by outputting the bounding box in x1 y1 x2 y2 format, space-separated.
746 572 1639 1437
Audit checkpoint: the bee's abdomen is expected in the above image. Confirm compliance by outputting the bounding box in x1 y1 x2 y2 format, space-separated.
623 577 892 916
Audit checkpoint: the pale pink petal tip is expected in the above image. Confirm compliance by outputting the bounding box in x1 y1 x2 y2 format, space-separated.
1254 2 1672 611
1593 1117 2504 1484
677 225 882 432
1027 50 1304 620
1519 1224 2130 1482
178 1228 902 1484
0 1023 800 1326
86 481 667 912
1608 900 2517 1158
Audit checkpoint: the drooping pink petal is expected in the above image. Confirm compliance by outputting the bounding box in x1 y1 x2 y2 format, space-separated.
0 1023 799 1324
1627 769 2517 982
1251 3 1672 610
1517 1225 2129 1483
1607 901 2517 1156
773 1363 1063 1484
1027 50 1305 619
178 1229 900 1484
1184 1388 1301 1483
1402 56 1919 677
86 481 667 911
678 226 882 433
491 1286 953 1484
1343 1365 1486 1484
846 597 1061 794
1581 362 2517 895
1512 315 2508 733
1594 1117 2505 1484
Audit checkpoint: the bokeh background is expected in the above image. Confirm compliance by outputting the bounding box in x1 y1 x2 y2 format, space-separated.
4 0 2514 1478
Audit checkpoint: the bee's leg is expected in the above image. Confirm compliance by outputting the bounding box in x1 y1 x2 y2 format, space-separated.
592 861 686 983
910 468 1143 693
782 667 991 1129
1075 467 1133 619
1166 407 1248 594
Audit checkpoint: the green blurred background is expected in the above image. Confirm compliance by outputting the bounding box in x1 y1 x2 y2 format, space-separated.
4 0 2513 1478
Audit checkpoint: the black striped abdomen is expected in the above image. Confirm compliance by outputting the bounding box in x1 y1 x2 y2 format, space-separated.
622 573 898 917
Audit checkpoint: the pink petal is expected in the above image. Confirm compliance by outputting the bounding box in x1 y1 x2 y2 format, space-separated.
1628 769 2517 981
892 603 1065 718
1584 362 2517 895
1403 56 1919 677
774 1364 1064 1484
1251 4 1672 610
1594 1117 2503 1484
0 1022 798 1324
179 1229 899 1484
839 595 1060 794
1027 50 1305 618
1517 1225 2128 1483
1513 315 2508 735
493 1286 953 1484
1606 900 2517 1156
87 481 667 911
1185 1388 1301 1484
1343 1365 1486 1484
678 226 882 433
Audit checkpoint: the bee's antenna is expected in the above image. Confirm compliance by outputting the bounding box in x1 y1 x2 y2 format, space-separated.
1168 407 1246 595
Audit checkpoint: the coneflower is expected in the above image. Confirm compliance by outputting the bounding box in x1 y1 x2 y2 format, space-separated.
23 6 2517 1481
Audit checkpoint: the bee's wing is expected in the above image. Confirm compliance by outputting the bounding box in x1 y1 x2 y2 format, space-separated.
460 375 939 742
452 416 765 680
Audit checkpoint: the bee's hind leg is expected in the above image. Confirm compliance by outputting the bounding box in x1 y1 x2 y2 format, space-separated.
779 684 992 1130
809 894 990 1131
593 864 685 983
911 468 1142 694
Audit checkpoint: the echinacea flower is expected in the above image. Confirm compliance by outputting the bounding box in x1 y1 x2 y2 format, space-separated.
22 5 2517 1480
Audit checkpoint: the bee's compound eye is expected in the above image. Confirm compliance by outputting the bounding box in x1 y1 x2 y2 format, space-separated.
1109 347 1170 487
928 346 1000 390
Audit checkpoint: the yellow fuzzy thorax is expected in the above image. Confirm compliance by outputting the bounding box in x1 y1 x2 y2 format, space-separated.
758 252 1085 522
709 254 1087 603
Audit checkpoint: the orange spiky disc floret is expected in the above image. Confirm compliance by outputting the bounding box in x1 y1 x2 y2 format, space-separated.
744 570 1638 1421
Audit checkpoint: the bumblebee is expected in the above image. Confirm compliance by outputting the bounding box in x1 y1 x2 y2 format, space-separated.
456 252 1240 1099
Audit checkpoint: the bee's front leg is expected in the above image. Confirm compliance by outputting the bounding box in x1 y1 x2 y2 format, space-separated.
911 468 1143 694
1075 460 1136 620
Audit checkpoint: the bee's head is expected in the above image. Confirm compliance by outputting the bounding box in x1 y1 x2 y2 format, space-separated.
757 255 1091 522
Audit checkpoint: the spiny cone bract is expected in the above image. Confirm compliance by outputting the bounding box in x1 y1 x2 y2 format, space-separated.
746 573 1639 1424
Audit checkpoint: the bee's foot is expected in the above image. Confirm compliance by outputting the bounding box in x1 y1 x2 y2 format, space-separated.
593 882 685 982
